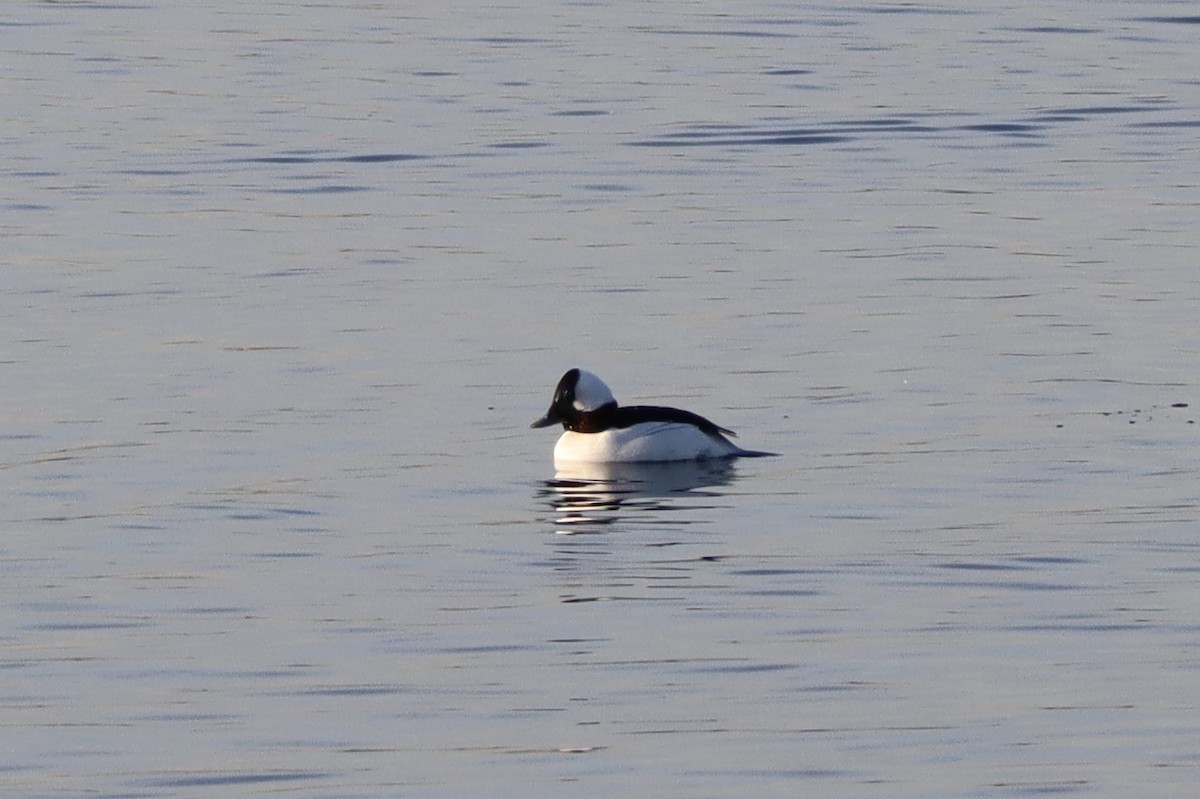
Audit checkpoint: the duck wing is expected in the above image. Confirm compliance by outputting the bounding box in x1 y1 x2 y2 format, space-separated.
612 405 736 439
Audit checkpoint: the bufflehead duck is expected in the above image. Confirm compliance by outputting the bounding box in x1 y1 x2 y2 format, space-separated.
531 368 775 463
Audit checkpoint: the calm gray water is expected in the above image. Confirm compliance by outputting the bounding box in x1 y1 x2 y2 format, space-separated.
4 2 1199 797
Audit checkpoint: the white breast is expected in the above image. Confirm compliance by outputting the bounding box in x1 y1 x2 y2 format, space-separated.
553 422 741 463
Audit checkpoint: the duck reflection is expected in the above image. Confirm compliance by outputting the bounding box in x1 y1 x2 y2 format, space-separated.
535 459 739 534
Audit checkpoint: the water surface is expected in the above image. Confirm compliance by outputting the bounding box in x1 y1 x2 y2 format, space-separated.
3 2 1199 797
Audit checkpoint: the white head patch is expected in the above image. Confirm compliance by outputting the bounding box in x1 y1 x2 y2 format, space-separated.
572 369 616 411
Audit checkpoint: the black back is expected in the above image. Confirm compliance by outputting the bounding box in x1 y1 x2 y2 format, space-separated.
611 405 736 438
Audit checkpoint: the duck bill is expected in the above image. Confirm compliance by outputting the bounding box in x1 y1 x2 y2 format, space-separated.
530 410 560 429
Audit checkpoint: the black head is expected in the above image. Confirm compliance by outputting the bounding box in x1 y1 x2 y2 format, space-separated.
530 368 617 432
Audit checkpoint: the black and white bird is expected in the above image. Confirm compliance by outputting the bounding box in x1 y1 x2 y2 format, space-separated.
531 368 774 463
